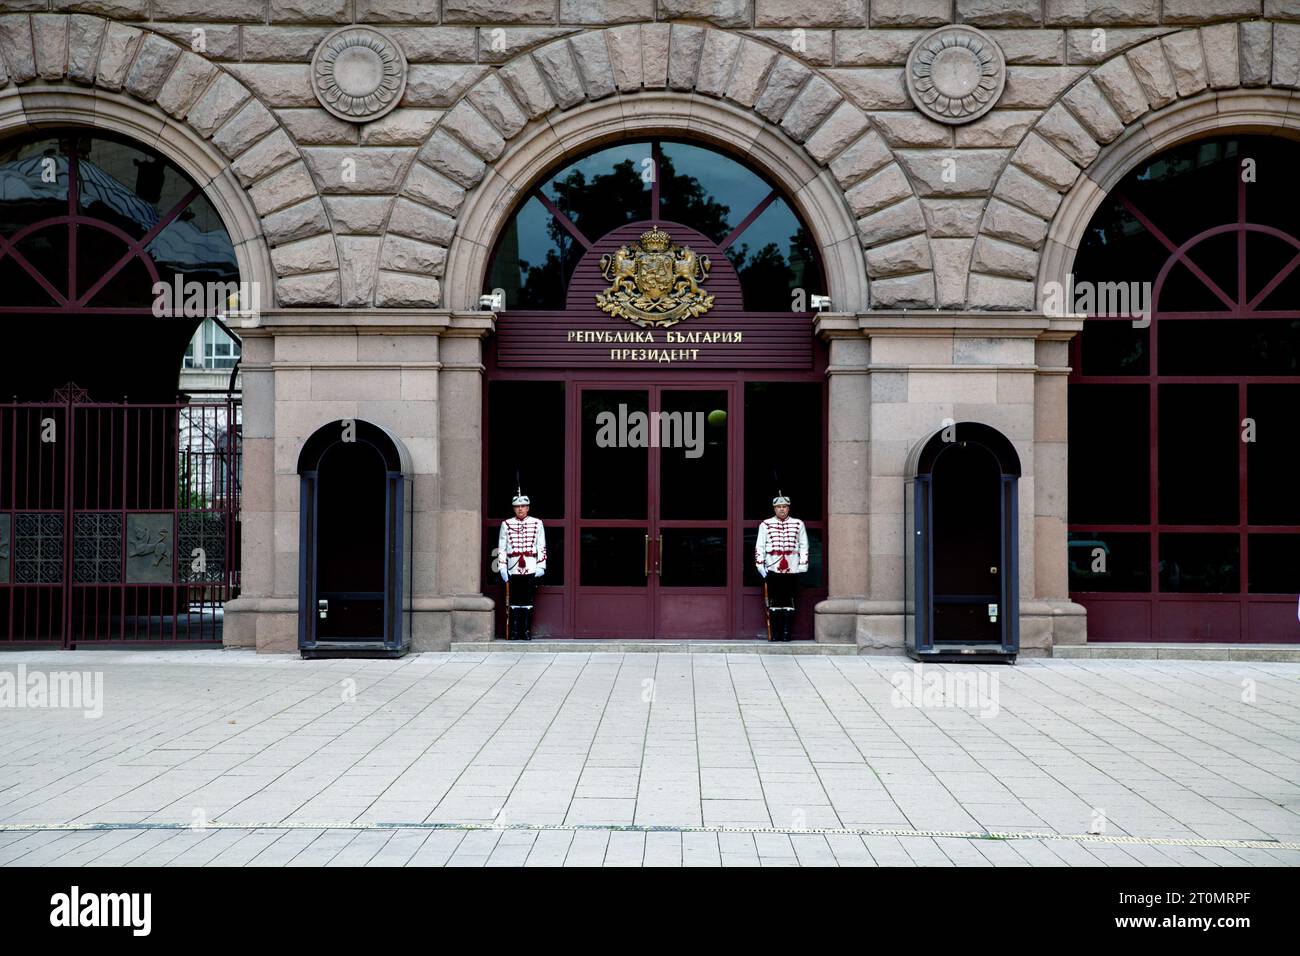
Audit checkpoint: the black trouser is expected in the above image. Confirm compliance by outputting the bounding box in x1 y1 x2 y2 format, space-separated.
506 573 537 640
765 572 800 641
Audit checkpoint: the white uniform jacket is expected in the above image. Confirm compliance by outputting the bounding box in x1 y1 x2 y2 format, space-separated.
498 516 547 576
754 516 809 574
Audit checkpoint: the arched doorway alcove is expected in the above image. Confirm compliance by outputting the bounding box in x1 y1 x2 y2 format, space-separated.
297 419 412 657
1068 135 1300 643
905 422 1022 662
0 129 243 646
481 137 829 640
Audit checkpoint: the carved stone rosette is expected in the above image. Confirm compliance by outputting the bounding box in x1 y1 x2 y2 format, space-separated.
311 26 408 123
906 25 1006 125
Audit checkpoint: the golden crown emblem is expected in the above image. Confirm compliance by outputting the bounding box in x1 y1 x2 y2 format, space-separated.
639 227 671 252
596 225 714 329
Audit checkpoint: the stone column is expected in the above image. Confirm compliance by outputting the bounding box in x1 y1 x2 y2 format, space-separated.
814 315 870 644
432 312 494 647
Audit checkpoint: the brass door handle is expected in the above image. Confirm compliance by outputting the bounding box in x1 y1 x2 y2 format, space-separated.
657 534 663 578
644 534 650 577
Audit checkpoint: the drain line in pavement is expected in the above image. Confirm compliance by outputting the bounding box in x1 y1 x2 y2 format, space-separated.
0 821 1296 852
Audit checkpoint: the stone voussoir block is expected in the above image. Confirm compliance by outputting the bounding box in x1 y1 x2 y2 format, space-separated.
532 39 586 109
1091 52 1150 123
754 54 812 124
980 196 1049 249
212 97 279 160
1125 38 1177 109
1238 20 1271 87
403 161 468 216
856 195 926 246
725 39 777 109
804 101 871 165
467 72 529 139
156 50 218 118
381 234 448 276
231 128 298 187
31 13 67 82
1010 132 1080 192
185 71 250 139
667 22 705 92
781 74 842 143
248 160 318 217
440 100 506 162
1200 22 1240 90
1159 30 1209 98
1060 76 1124 143
417 129 485 189
67 15 107 85
570 28 616 99
270 233 339 276
695 26 741 97
499 53 557 118
1035 101 1101 167
864 232 932 277
388 196 457 245
261 195 330 246
94 20 141 91
374 269 440 308
971 234 1038 281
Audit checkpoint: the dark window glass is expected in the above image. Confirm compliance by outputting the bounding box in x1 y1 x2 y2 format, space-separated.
486 194 579 310
660 529 726 587
1068 384 1149 524
145 192 239 285
1159 320 1300 376
1078 320 1149 376
1068 531 1151 592
743 382 822 521
1247 384 1300 524
581 389 648 520
1158 384 1238 525
0 137 65 234
580 528 648 586
1158 533 1240 593
657 141 768 244
659 390 727 520
726 198 823 309
1248 534 1300 594
487 381 565 519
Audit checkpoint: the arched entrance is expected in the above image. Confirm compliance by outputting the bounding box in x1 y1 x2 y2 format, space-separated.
1068 135 1300 642
905 423 1021 662
482 138 829 639
297 420 412 657
0 131 242 645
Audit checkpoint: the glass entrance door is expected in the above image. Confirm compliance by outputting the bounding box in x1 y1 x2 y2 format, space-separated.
573 386 731 638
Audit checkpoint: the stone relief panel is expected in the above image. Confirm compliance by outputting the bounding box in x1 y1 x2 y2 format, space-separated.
906 25 1006 125
125 514 174 585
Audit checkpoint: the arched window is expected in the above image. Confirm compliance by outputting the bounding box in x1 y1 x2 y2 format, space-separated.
0 130 240 400
1068 134 1300 641
484 138 825 310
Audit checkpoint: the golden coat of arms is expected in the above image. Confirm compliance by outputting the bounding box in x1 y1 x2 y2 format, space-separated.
596 226 714 328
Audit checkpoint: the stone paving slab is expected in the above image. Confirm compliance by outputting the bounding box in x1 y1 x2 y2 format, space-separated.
1 649 1298 866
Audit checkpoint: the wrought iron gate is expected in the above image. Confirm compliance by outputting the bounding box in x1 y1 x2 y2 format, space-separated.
0 384 240 646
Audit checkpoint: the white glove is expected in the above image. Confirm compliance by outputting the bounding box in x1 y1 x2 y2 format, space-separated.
500 566 509 583
757 566 767 578
534 568 545 578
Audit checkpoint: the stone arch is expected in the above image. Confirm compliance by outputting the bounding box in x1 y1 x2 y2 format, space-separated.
968 20 1300 311
0 12 336 307
377 22 934 313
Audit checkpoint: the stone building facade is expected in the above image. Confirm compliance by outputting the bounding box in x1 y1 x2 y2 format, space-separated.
2 1 1296 653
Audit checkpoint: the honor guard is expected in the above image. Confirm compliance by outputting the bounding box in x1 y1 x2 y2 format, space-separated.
498 490 547 641
755 492 808 642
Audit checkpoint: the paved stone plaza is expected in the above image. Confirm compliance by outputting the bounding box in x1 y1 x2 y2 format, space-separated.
0 649 1297 866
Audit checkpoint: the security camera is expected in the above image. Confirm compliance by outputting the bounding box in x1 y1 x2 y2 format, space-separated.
810 294 832 311
479 290 505 311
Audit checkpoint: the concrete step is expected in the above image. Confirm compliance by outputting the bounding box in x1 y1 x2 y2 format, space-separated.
1052 643 1300 662
450 640 857 654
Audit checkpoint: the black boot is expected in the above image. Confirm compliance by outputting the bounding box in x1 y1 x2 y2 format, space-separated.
782 610 795 642
522 607 533 641
506 607 519 641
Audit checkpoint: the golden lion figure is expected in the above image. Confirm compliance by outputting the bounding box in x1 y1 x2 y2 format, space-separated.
673 247 709 295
